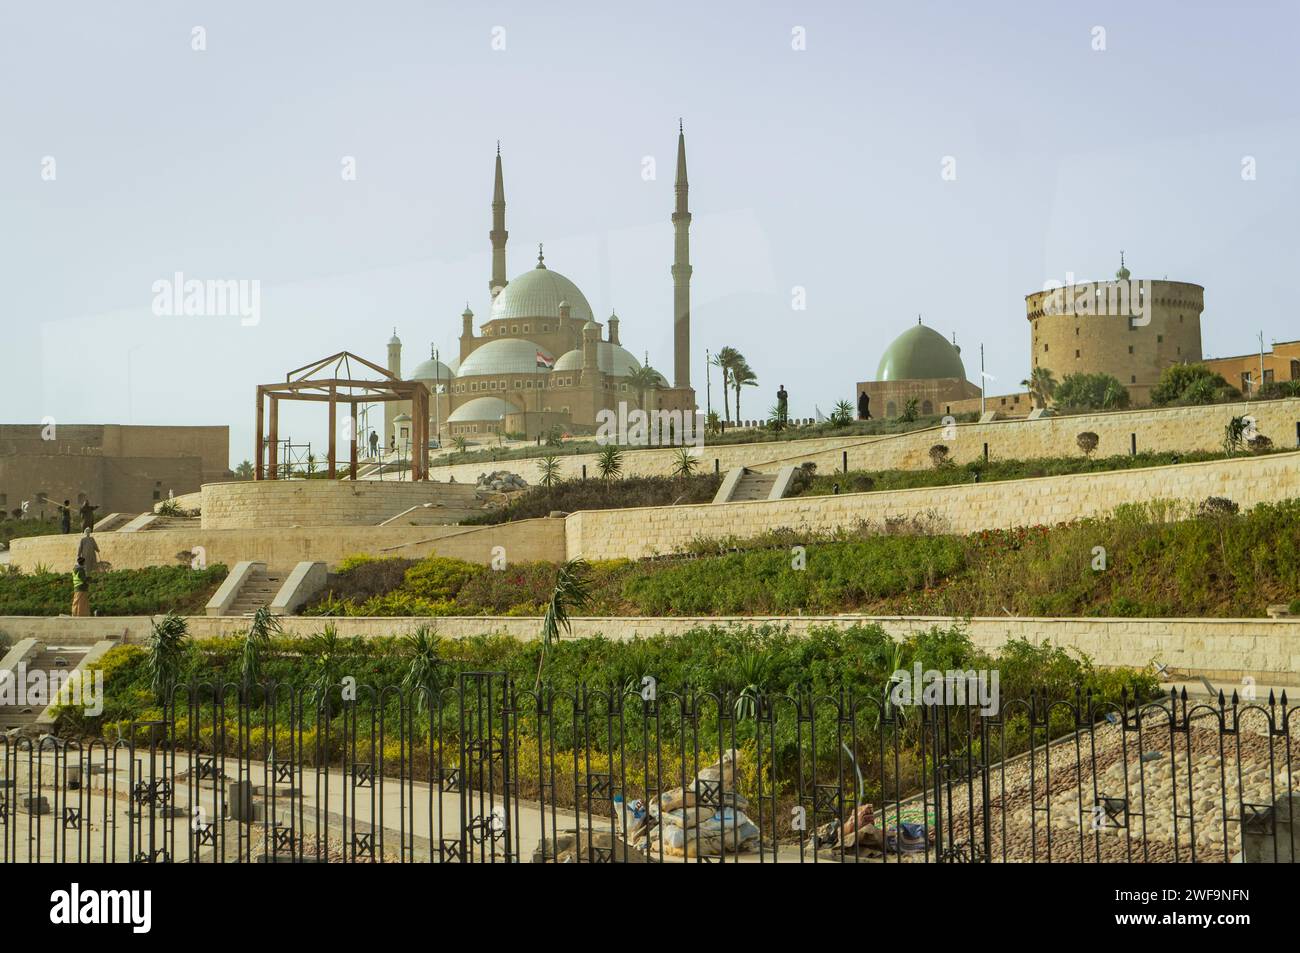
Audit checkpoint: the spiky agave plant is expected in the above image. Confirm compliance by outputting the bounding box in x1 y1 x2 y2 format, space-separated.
671 447 699 478
595 445 624 481
146 612 190 705
537 453 561 489
535 559 593 693
401 625 444 714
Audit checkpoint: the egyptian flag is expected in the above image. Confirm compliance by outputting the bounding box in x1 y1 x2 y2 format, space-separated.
536 350 555 369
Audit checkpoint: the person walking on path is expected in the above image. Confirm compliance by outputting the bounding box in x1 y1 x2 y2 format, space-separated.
58 499 73 534
71 557 90 617
79 498 98 532
77 528 100 574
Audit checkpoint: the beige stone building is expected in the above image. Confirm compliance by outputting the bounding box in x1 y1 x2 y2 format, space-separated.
0 424 230 518
384 130 698 445
1203 340 1300 396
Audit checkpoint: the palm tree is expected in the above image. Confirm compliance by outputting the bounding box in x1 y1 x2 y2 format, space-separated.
535 559 593 691
240 606 282 697
401 625 444 714
596 444 624 481
146 613 190 705
732 360 758 423
624 364 662 410
537 454 561 488
452 435 469 459
305 624 346 713
710 347 741 423
1021 367 1057 409
234 460 254 480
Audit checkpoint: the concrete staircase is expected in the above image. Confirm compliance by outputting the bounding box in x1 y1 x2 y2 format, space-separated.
225 566 286 616
206 561 327 617
0 644 87 732
712 466 799 505
92 512 137 533
730 470 778 501
142 515 200 532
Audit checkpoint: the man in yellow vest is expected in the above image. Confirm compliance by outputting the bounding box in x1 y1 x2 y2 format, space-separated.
72 557 90 617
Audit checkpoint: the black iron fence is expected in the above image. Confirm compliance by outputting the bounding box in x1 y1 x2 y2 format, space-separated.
1 677 1295 863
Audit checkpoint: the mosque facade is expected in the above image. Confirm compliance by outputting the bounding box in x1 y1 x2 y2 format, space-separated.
383 128 697 445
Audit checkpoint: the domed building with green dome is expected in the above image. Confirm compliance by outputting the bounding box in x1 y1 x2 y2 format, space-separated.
383 131 697 444
855 318 984 420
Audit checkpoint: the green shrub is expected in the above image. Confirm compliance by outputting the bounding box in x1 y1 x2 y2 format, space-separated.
1150 363 1240 406
402 558 478 601
1052 372 1131 410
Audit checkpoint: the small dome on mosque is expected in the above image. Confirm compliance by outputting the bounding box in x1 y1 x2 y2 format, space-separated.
410 355 456 382
552 343 642 376
447 396 515 423
875 320 968 381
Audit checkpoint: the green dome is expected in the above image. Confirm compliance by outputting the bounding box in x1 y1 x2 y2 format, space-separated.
875 323 967 381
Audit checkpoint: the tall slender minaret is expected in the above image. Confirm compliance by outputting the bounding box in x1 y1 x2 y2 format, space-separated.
489 142 508 298
671 120 692 390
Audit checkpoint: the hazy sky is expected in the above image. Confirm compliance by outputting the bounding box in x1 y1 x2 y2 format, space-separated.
3 1 1297 467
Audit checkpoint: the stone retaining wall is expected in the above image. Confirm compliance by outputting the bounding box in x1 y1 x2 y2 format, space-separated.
200 479 484 529
566 449 1300 559
8 518 565 571
421 397 1300 484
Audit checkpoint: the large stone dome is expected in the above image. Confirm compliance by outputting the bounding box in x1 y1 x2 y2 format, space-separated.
552 342 642 376
458 338 555 376
875 323 967 381
490 261 594 323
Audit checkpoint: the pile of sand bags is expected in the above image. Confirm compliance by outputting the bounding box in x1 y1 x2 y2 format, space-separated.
652 749 761 857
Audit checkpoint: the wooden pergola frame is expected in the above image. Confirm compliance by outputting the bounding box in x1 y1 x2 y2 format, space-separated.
255 351 430 481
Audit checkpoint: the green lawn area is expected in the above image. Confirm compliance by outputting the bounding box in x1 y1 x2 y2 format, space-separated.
0 564 228 616
307 497 1300 619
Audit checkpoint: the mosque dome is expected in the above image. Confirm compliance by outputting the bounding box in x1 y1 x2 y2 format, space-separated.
457 338 555 376
875 322 967 381
489 259 595 323
410 356 456 383
447 396 516 423
552 343 642 376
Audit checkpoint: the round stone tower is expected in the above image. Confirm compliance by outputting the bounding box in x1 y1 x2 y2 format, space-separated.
1024 260 1203 405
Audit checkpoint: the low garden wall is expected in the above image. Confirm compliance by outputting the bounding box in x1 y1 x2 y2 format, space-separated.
2 613 1295 686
